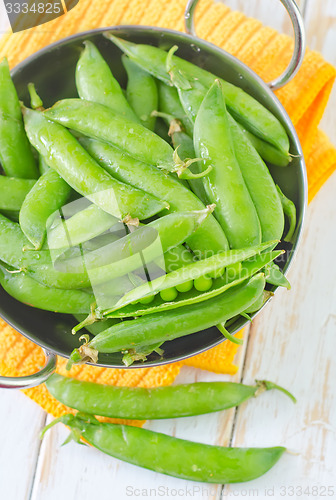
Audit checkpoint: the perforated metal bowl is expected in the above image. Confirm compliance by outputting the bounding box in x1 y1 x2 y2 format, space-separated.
0 0 307 388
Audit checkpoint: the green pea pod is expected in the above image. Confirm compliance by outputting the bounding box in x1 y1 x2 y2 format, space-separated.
122 55 158 130
228 114 284 242
42 413 285 484
70 273 265 362
106 35 289 154
276 185 297 242
104 250 281 319
0 213 167 292
44 99 208 180
0 58 38 179
0 213 92 289
76 41 138 122
56 208 213 277
102 240 276 314
23 107 168 219
79 136 230 256
265 262 291 290
38 155 49 174
194 80 261 248
236 122 291 167
0 176 36 211
163 244 194 273
158 80 193 136
46 373 294 419
0 264 93 314
19 169 72 250
244 290 273 314
47 203 119 252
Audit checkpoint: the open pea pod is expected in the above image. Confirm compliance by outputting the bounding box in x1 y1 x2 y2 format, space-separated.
104 248 282 319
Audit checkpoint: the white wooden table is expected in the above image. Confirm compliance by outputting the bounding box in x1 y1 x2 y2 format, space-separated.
1 1 335 499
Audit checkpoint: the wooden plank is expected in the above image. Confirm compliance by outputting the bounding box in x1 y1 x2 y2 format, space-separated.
0 390 46 500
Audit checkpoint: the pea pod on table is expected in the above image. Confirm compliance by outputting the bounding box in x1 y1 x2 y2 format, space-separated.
122 55 158 130
194 80 261 248
76 40 138 122
42 413 285 483
106 34 289 155
23 106 168 220
46 373 295 419
0 58 38 179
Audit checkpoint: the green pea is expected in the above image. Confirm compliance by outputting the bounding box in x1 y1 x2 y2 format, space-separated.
208 266 226 279
226 262 243 281
160 287 178 302
139 295 155 305
176 280 193 293
194 275 213 292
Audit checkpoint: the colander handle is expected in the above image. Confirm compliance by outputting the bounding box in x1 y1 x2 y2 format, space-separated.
184 0 305 90
0 349 56 389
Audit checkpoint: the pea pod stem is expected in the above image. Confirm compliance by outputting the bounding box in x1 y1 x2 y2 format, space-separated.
41 413 285 484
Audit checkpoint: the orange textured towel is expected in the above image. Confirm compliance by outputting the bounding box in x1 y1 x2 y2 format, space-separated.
0 0 335 423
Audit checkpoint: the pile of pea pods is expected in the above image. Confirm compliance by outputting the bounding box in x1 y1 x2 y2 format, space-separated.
0 35 299 483
0 35 296 369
